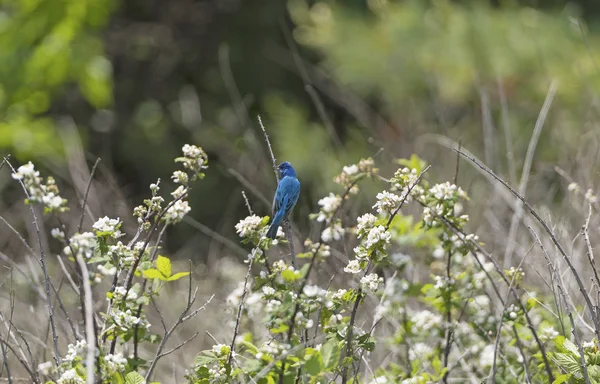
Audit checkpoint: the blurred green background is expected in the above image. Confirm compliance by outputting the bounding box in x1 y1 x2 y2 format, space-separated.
2 0 600 261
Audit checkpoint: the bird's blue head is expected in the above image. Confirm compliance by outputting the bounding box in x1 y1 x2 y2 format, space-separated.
278 161 297 178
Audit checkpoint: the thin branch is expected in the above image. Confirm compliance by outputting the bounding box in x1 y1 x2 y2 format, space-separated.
0 338 39 384
529 227 590 384
228 168 272 209
582 204 600 293
241 191 254 216
3 159 60 366
228 249 256 366
504 81 557 269
157 332 199 358
491 246 532 382
77 158 101 233
74 252 95 384
456 148 600 340
257 115 279 183
145 287 214 381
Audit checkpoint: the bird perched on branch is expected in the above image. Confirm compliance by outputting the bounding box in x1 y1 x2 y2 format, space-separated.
266 162 300 239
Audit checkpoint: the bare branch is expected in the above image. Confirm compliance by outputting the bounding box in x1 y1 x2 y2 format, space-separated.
77 157 101 233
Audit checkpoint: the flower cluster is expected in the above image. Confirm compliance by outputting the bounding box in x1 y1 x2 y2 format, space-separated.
235 215 264 238
175 144 209 181
11 162 67 212
93 216 123 238
63 232 96 260
57 368 84 384
333 158 378 193
321 220 345 242
315 193 342 222
373 190 402 216
164 199 191 223
103 353 128 376
64 339 87 363
360 273 383 292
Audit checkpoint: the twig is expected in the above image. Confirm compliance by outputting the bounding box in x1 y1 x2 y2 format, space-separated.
3 159 60 366
228 169 272 209
0 338 39 384
491 245 532 382
241 191 254 216
497 76 517 185
504 81 557 269
439 215 554 381
157 332 199 358
74 252 95 384
0 331 11 384
145 279 214 382
582 204 600 292
285 221 296 268
257 115 279 183
228 247 257 366
343 167 430 383
77 158 101 233
456 148 600 340
529 227 590 384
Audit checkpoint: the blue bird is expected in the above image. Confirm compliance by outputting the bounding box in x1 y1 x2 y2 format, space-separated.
266 162 300 240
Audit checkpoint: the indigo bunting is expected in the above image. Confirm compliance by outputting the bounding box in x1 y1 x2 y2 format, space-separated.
266 162 300 239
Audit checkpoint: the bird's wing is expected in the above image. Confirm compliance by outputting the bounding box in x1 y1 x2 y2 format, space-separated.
281 177 300 216
272 177 300 217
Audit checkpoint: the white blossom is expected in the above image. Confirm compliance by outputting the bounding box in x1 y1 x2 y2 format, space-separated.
93 216 123 238
409 342 433 361
344 259 362 274
343 164 359 175
38 361 52 375
411 310 442 333
356 213 377 237
171 185 187 199
63 232 96 259
364 225 391 249
57 368 84 384
479 345 495 367
104 353 127 375
51 228 65 240
63 340 87 363
235 215 263 237
360 273 383 292
171 170 189 184
373 190 401 216
98 264 117 276
164 200 191 223
321 222 345 242
316 193 342 222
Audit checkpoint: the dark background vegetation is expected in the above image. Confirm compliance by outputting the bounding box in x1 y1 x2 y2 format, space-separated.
2 0 600 264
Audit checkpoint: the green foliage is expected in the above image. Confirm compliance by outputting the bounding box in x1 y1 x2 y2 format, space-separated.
143 255 190 282
0 0 115 158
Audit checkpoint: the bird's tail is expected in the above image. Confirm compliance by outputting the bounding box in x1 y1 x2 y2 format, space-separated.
266 210 285 239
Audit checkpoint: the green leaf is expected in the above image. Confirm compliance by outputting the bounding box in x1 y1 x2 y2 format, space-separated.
156 255 172 277
562 339 580 356
194 352 218 367
124 371 145 384
321 340 340 371
553 353 582 376
166 272 190 281
143 269 167 281
270 323 289 334
281 269 300 282
305 351 323 376
552 374 569 384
